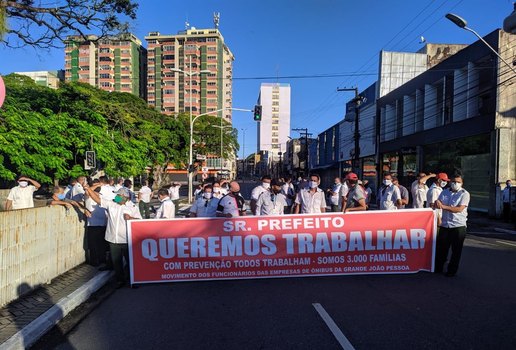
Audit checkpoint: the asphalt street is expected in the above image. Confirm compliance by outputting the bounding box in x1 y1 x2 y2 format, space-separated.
33 234 516 350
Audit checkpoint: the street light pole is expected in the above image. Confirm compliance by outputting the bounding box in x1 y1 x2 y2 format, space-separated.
173 56 211 203
241 128 247 177
212 121 232 179
446 13 516 75
337 87 364 175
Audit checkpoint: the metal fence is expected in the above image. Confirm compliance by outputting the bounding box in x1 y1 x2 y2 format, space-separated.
0 206 86 307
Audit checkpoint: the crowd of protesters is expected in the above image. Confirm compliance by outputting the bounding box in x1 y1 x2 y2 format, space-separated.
2 171 513 282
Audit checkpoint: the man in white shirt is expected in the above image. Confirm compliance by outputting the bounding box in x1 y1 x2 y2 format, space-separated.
257 179 288 216
502 180 512 222
138 180 152 219
5 175 41 210
168 182 181 216
190 185 218 218
411 172 434 208
71 176 86 202
434 175 470 277
294 174 327 214
281 177 295 214
85 176 113 269
378 173 401 210
426 173 449 225
250 175 272 215
328 177 342 212
156 188 175 219
340 177 349 207
84 185 142 288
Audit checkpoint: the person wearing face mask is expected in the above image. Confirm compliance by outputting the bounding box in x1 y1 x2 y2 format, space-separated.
328 177 343 212
5 175 41 210
281 177 295 214
155 188 175 219
250 175 272 215
434 174 470 277
216 181 246 218
212 181 224 199
377 174 401 211
190 185 219 218
342 173 367 212
426 173 449 225
83 184 142 288
256 179 288 216
294 174 327 214
502 180 513 222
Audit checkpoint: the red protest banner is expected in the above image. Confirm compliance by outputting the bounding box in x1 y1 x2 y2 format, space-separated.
128 209 436 284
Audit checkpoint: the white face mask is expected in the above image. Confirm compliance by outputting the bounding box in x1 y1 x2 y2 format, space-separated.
262 182 270 189
18 181 28 187
308 181 318 189
439 181 447 188
383 179 392 186
203 192 213 199
213 187 221 193
450 182 462 191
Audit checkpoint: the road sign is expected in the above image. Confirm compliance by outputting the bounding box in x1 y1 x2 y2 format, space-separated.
202 167 209 174
202 173 208 180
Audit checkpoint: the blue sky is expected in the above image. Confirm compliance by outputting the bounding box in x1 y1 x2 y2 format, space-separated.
0 0 513 158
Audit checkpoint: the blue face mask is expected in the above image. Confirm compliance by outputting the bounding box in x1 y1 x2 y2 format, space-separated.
57 193 66 200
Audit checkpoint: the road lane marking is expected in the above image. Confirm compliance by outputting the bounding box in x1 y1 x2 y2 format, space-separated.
312 303 355 350
496 240 516 248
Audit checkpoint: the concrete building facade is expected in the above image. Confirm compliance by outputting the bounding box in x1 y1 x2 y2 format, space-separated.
257 83 291 161
64 34 147 98
145 28 234 121
14 70 64 89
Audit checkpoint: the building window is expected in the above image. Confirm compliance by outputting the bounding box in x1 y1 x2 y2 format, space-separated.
99 57 111 62
272 101 279 106
207 38 217 42
99 73 111 79
163 45 174 51
164 89 174 94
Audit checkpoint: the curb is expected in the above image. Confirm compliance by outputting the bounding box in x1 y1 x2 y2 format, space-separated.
494 227 516 235
0 271 113 350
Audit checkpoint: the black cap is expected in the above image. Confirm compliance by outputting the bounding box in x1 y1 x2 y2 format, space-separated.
270 179 284 187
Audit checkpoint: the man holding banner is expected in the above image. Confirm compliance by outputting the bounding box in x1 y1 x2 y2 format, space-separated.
216 181 246 217
434 174 470 277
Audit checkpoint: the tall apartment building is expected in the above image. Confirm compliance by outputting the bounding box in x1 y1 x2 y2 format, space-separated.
64 34 147 98
257 83 291 161
145 28 234 121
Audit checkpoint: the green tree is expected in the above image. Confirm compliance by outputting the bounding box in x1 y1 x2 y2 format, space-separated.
0 0 138 48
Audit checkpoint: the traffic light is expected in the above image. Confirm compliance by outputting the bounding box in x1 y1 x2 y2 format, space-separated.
85 151 96 170
253 105 262 121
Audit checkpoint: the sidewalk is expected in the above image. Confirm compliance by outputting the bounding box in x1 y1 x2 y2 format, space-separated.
0 265 112 349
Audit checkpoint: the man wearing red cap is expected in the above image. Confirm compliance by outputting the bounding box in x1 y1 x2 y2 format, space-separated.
342 173 367 212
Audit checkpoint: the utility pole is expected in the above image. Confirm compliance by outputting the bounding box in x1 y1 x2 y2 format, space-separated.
337 87 364 175
292 128 312 177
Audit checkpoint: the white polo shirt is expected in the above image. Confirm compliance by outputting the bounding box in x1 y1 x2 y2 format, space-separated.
281 183 295 206
295 188 327 214
100 197 142 244
139 186 152 203
156 197 175 219
168 185 180 200
411 180 428 208
378 184 400 210
256 192 287 216
438 188 470 228
7 185 37 209
330 183 342 206
251 184 268 201
216 193 246 217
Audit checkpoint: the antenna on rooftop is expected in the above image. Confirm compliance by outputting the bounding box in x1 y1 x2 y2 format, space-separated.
185 20 190 30
214 12 220 29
